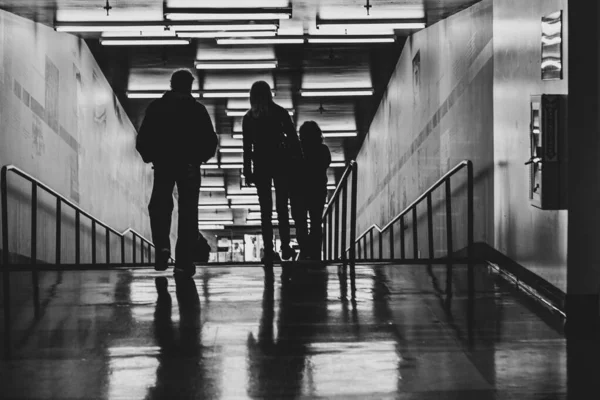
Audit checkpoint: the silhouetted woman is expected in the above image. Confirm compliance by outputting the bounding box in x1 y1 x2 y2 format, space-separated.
295 121 331 260
243 81 301 263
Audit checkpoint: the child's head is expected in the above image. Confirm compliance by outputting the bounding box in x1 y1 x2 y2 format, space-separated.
299 121 323 147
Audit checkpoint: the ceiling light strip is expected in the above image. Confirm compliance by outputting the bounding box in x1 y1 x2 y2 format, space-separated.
100 38 190 46
127 90 200 99
164 7 292 21
307 35 396 44
217 36 304 45
202 90 275 98
316 17 426 30
322 131 358 138
300 88 374 97
180 30 276 38
195 60 277 70
55 20 279 33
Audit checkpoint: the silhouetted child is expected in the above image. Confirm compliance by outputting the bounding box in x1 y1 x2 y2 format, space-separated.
296 121 331 260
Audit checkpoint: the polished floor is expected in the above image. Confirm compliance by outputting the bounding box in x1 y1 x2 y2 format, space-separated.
0 263 573 399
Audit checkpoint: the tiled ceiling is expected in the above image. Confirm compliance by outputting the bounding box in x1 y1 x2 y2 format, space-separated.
0 0 480 234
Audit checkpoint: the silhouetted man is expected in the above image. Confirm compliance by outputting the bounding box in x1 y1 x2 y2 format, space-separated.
136 69 217 277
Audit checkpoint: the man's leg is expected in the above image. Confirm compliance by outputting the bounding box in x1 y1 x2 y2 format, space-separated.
174 164 201 276
149 167 175 269
255 172 276 259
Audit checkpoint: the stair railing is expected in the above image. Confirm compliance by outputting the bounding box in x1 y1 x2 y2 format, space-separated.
1 165 155 270
350 160 473 263
322 160 358 264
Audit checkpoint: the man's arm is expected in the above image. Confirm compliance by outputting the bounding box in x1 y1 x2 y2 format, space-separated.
136 102 158 163
196 104 218 164
242 114 253 183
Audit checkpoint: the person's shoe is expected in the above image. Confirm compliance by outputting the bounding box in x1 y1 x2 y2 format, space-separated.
154 248 171 271
281 247 296 261
174 263 196 278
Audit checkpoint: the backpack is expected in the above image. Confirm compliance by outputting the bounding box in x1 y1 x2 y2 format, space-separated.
193 231 211 262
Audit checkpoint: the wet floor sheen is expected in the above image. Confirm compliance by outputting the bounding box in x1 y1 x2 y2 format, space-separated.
0 264 569 399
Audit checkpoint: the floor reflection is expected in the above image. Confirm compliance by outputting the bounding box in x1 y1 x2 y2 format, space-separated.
247 268 328 398
146 276 217 399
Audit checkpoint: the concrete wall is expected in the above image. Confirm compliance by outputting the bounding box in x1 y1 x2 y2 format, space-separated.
493 0 568 291
0 9 155 265
355 0 494 260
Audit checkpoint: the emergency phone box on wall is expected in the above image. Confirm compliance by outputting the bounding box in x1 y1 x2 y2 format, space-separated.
528 94 568 210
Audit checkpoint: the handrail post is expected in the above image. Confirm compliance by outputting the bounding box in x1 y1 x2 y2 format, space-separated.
75 210 81 265
341 183 348 262
55 199 61 264
400 216 405 259
389 225 394 260
349 163 358 295
2 166 11 337
105 227 110 264
334 201 339 260
369 230 374 260
91 220 97 265
427 193 434 260
412 207 418 259
445 180 453 260
132 233 137 264
328 210 333 261
31 182 39 317
467 161 474 260
322 210 327 261
121 235 125 265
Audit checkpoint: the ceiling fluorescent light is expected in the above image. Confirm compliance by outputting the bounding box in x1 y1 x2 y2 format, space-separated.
230 204 261 210
127 90 200 99
221 163 244 169
100 38 190 46
227 194 258 200
198 225 225 230
307 35 396 44
198 219 233 224
226 108 292 117
171 21 279 32
330 162 346 168
219 147 243 153
327 184 336 190
164 7 292 21
200 187 226 192
181 30 276 38
195 60 277 70
202 90 275 98
198 204 230 210
316 17 426 30
55 21 165 32
232 134 244 140
300 88 374 97
217 37 304 45
322 130 358 138
201 164 221 169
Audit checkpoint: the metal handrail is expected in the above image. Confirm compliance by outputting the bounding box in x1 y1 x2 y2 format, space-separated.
1 164 155 269
354 160 472 244
322 160 358 264
349 160 474 261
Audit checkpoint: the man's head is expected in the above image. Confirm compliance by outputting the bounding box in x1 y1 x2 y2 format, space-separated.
170 69 195 93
